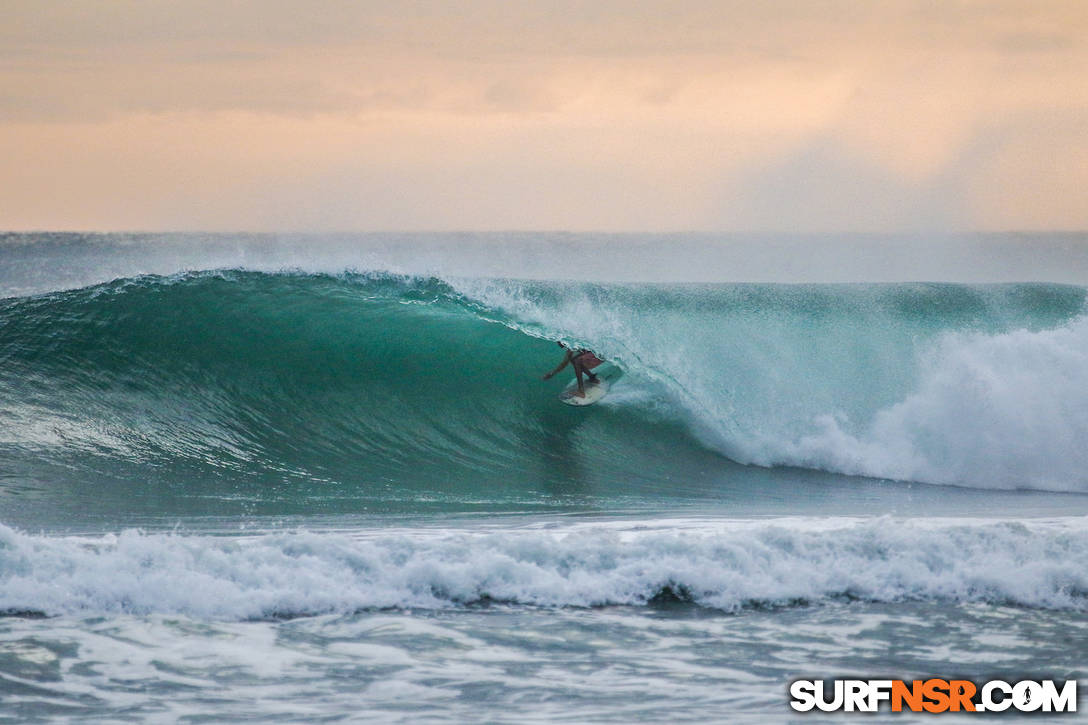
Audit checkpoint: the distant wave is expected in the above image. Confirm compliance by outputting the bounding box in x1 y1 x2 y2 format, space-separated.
1 270 1086 492
1 518 1085 618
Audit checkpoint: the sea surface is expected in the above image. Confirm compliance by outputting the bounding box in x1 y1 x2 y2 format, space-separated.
1 232 1087 722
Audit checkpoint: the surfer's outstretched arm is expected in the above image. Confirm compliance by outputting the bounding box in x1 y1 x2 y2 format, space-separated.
542 351 573 380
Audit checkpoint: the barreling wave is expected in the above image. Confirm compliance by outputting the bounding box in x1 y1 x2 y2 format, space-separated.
1 517 1085 618
1 270 1086 493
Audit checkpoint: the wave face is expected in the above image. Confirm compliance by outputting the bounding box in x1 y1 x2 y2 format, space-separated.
1 270 1086 493
1 518 1085 618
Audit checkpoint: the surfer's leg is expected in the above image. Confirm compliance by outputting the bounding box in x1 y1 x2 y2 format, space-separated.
574 355 598 384
574 364 586 396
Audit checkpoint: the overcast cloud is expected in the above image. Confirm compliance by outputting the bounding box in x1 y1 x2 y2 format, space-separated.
1 0 1086 231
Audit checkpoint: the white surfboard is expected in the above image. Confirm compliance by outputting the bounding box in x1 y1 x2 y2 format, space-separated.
559 377 609 406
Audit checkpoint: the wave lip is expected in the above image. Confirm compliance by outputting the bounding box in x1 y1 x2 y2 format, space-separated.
1 518 1085 619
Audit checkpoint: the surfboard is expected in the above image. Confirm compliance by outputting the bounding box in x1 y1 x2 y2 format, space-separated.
559 377 609 406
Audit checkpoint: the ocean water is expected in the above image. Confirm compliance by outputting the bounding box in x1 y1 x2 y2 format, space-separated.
1 232 1087 722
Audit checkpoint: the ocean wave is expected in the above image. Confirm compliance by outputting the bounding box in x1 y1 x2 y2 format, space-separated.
448 275 1088 491
1 270 1086 492
1 518 1085 619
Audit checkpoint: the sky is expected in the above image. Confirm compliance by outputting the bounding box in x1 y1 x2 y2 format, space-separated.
2 0 1087 233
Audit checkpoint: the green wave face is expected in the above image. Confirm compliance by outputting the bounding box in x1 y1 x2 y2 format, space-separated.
1 271 1086 517
0 272 718 515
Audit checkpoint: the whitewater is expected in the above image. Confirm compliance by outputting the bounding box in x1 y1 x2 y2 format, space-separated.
1 232 1087 722
3 518 1087 618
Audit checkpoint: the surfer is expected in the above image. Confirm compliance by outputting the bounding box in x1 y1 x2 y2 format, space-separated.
542 342 602 398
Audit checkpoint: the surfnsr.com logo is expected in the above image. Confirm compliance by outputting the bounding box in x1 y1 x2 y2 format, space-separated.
789 679 1077 713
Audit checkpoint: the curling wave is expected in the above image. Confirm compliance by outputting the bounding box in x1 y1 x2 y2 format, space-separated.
1 270 1086 493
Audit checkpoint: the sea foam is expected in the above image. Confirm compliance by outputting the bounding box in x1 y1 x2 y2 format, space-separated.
781 317 1088 490
1 518 1085 619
